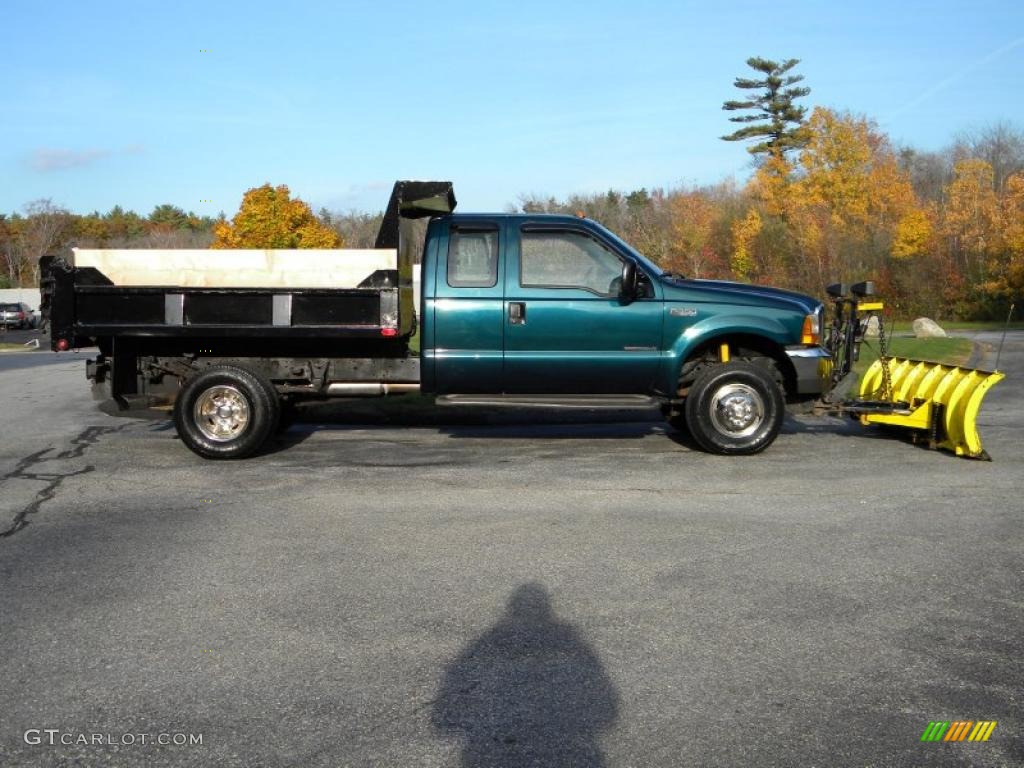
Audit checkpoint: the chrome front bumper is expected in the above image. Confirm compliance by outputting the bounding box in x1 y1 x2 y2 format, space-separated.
785 345 834 396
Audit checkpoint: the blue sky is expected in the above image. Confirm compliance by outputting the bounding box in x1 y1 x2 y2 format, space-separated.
2 0 1022 217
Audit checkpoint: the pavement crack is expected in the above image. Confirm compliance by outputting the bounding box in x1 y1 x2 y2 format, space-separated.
0 425 126 538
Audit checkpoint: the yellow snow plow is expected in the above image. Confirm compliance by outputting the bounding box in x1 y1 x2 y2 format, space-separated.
820 282 1005 460
857 358 1004 459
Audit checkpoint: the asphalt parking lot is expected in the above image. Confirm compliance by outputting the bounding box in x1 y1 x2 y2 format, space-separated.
1 334 1021 767
0 326 44 348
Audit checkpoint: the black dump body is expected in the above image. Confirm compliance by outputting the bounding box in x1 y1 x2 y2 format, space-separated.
40 180 456 359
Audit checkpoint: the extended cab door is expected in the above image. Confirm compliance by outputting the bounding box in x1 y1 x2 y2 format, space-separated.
503 224 663 394
431 221 505 394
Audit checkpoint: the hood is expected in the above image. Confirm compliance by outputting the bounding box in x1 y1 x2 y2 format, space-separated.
662 277 821 313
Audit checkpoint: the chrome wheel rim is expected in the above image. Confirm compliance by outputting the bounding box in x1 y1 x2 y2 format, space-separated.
709 383 765 438
194 385 250 442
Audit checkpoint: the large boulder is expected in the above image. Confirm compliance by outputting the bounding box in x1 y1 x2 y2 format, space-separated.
863 315 881 337
913 317 947 338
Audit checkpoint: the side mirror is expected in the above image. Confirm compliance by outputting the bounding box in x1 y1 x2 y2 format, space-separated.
620 260 638 300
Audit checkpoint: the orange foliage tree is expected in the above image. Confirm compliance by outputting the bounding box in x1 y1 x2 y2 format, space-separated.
730 107 940 311
1002 173 1024 300
212 184 341 249
666 192 726 278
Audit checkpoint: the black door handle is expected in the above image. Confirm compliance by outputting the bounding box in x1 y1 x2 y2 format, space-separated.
509 302 526 325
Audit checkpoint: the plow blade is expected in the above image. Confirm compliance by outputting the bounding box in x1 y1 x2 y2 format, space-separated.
856 357 1004 459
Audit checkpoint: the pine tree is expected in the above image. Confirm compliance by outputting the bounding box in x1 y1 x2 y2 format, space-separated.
722 57 810 157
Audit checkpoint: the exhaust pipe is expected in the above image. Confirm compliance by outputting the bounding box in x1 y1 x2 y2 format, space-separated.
325 382 420 397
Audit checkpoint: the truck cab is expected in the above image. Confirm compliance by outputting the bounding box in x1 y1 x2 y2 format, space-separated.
422 212 830 428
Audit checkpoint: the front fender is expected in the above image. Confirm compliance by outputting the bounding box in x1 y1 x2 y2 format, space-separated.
660 314 792 394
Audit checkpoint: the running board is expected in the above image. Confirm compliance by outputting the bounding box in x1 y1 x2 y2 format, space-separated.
435 394 662 409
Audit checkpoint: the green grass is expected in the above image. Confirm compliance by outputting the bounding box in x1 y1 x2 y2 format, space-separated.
0 342 26 351
853 336 974 376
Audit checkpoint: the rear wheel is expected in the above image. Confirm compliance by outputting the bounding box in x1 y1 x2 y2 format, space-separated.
174 365 279 459
683 362 784 455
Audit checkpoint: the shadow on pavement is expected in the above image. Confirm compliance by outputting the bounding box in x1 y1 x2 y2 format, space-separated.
93 394 867 455
431 583 619 767
295 395 664 428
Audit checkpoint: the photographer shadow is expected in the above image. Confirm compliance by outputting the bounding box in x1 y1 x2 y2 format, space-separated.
432 583 620 767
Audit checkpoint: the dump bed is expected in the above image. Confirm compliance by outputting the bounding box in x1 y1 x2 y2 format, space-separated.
55 248 402 342
42 181 455 353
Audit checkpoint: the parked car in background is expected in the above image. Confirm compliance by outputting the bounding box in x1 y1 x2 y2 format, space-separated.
0 302 35 330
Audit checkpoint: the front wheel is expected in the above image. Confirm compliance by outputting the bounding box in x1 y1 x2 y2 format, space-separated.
173 365 279 459
683 362 784 455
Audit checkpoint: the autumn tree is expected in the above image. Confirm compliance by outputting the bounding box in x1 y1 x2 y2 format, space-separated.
722 57 810 158
1002 172 1024 301
728 108 933 304
17 200 73 285
667 191 726 278
953 122 1024 193
212 184 341 249
75 212 110 245
730 208 762 281
941 160 1001 275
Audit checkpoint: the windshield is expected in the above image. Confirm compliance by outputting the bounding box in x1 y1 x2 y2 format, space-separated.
588 221 666 278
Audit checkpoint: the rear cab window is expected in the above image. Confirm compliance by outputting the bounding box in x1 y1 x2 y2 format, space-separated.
448 227 499 288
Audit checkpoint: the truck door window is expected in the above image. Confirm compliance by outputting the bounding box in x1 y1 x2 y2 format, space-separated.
520 230 622 296
448 228 499 288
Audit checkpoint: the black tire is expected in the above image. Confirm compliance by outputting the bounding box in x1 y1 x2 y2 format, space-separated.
683 361 784 455
173 365 280 459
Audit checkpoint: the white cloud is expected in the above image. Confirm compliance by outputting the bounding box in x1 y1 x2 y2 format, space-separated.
28 144 147 172
29 148 111 172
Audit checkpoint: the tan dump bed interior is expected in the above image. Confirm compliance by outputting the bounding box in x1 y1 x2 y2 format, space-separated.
72 248 398 289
